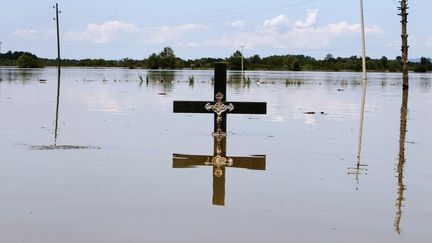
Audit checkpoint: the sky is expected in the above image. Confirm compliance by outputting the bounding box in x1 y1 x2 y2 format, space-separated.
0 0 431 60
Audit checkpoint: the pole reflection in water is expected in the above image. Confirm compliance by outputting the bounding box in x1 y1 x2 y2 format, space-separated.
350 0 369 188
349 81 368 189
29 65 99 150
173 134 265 206
54 67 61 145
348 159 368 190
395 88 409 234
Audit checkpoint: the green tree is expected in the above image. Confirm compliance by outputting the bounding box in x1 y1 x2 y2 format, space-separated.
247 54 261 69
159 47 176 69
146 53 160 69
388 59 401 72
380 56 388 70
16 53 43 68
120 58 137 69
227 50 243 70
249 54 261 64
324 53 335 62
292 60 301 71
414 57 431 73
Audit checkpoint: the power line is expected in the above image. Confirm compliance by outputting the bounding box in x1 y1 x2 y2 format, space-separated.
73 0 320 27
158 0 315 19
0 0 320 35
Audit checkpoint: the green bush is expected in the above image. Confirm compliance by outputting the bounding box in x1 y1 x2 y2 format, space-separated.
16 53 44 68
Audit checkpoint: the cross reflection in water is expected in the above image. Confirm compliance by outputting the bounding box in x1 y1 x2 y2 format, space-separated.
173 134 265 206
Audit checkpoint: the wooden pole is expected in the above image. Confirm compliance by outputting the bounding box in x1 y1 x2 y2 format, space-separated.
55 3 61 72
399 0 409 89
357 0 367 162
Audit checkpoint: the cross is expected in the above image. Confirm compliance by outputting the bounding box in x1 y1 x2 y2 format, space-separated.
173 62 266 134
173 134 266 206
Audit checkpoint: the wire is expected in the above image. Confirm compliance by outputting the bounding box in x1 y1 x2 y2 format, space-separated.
63 0 319 27
129 0 319 25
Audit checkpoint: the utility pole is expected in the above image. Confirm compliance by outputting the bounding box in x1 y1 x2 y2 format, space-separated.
54 3 61 72
398 0 409 89
357 0 368 162
239 44 245 73
0 41 2 54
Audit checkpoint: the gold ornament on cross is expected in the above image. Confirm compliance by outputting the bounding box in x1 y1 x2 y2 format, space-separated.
205 92 234 137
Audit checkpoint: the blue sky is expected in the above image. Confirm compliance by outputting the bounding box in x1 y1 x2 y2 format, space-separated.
0 0 430 60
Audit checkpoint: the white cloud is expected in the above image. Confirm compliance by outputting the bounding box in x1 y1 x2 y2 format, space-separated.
10 28 39 37
176 23 207 31
12 10 384 58
195 9 382 51
228 20 246 28
284 22 380 49
66 20 139 44
9 28 54 41
184 42 201 48
65 21 208 45
262 15 291 32
147 23 208 44
294 9 318 29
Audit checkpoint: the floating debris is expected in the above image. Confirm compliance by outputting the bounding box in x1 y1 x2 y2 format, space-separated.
29 145 101 150
304 111 326 115
188 75 195 85
285 79 304 86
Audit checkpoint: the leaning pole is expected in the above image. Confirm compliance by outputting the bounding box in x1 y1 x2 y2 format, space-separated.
357 0 367 162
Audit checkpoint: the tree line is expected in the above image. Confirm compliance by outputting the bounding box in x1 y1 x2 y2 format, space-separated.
0 47 431 73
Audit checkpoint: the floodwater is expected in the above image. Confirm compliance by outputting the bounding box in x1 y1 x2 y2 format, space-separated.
0 67 431 243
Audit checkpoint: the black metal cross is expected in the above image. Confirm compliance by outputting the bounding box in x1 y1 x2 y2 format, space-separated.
173 62 266 133
173 135 266 206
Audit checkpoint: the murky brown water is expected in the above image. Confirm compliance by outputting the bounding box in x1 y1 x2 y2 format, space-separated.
1 67 431 242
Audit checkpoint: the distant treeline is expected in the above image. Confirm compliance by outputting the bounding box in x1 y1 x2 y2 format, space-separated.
1 47 431 73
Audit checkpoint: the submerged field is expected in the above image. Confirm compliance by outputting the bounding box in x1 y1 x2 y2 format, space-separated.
0 67 431 242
